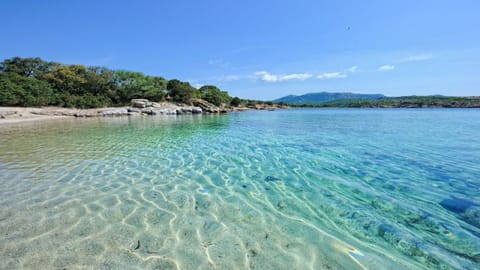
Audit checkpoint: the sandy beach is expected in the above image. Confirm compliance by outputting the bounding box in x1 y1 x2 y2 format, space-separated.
0 104 200 125
0 102 276 125
0 107 79 124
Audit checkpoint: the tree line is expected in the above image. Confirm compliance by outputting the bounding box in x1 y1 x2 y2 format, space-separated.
0 57 244 108
290 96 480 108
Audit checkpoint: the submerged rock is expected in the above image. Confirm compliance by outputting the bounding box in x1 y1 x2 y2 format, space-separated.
374 223 426 258
440 196 480 231
377 223 397 238
440 196 478 214
463 207 480 228
264 176 281 182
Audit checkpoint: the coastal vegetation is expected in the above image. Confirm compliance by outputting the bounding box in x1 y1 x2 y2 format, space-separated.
275 91 480 108
0 57 248 109
293 96 480 108
274 92 385 105
4 57 476 110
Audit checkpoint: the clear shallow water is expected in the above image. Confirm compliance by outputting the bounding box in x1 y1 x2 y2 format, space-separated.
0 109 479 270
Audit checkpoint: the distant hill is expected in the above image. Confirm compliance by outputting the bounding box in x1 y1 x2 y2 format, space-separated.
274 92 385 105
314 96 480 108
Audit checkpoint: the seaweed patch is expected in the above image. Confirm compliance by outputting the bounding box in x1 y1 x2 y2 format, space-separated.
264 176 281 182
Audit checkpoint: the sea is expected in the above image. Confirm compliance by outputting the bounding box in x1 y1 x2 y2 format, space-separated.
1 108 479 269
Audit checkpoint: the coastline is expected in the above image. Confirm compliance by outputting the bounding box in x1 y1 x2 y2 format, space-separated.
1 109 479 269
0 100 286 125
3 104 477 125
0 107 78 124
0 105 207 125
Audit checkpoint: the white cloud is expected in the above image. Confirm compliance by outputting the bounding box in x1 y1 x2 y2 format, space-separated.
315 66 355 79
254 71 313 82
317 72 347 79
281 73 314 81
399 53 433 63
347 66 358 73
253 68 356 82
255 71 278 82
378 65 395 71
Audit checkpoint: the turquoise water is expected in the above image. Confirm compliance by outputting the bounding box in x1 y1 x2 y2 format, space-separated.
0 109 479 269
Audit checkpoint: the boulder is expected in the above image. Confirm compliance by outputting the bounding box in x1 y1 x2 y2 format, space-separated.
131 99 153 108
99 108 130 117
191 107 202 114
165 109 177 115
181 107 192 113
190 99 220 113
142 108 179 115
72 111 98 117
141 108 157 115
127 107 142 113
220 108 232 113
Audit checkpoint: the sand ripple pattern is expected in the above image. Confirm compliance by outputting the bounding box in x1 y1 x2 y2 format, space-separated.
1 110 480 270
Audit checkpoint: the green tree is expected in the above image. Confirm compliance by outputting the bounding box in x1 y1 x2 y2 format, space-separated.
0 73 24 105
113 70 167 103
0 56 241 109
0 57 54 78
43 64 88 95
0 72 54 106
199 85 232 106
142 76 167 102
167 79 199 102
230 97 241 107
85 66 116 97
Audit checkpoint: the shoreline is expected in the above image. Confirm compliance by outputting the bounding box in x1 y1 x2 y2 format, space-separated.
0 100 286 125
3 105 478 125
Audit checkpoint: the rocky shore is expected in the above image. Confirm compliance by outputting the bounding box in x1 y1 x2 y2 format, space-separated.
0 99 287 124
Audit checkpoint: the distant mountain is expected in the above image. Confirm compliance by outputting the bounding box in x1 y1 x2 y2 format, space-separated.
274 92 385 105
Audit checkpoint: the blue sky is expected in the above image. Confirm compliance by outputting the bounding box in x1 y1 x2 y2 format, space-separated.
1 0 479 100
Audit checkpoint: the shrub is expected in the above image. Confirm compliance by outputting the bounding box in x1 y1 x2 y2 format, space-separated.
230 97 241 107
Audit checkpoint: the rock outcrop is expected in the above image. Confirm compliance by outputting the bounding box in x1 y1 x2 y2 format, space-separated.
1 98 286 123
190 99 222 113
99 108 130 117
246 103 289 110
131 99 153 108
127 99 203 115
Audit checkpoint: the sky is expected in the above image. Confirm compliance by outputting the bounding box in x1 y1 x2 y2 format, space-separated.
1 0 479 100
